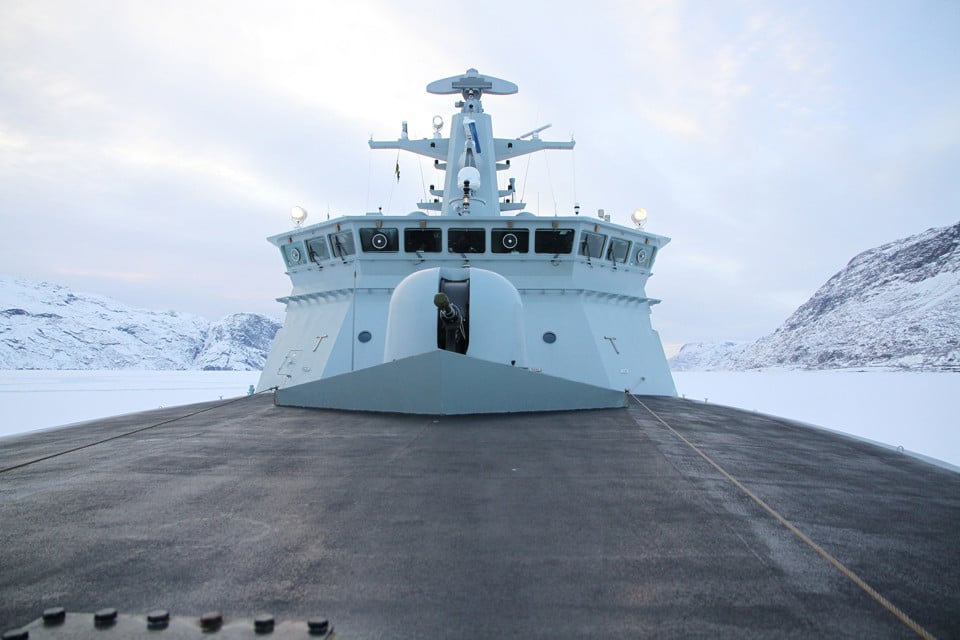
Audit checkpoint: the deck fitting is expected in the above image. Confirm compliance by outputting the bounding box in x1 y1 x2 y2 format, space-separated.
146 609 169 629
93 608 116 628
200 612 222 630
307 618 330 635
41 608 65 625
253 614 275 633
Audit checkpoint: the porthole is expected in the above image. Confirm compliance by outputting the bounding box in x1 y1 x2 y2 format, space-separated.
357 331 372 343
542 331 557 344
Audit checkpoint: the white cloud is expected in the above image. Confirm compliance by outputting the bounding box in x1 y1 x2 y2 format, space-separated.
639 106 701 137
0 123 29 153
103 136 293 207
1 0 957 344
50 268 150 282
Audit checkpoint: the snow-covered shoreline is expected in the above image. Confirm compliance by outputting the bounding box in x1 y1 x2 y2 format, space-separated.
673 370 959 470
1 369 956 471
0 370 260 438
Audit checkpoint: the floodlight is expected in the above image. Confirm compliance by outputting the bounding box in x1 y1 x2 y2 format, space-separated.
291 206 308 226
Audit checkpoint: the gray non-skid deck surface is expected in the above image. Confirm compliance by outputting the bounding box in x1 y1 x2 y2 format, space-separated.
1 394 958 638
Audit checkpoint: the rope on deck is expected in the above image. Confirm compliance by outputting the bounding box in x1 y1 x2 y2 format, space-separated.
630 393 937 640
0 388 277 476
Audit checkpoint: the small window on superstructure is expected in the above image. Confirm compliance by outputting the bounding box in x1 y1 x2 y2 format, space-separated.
404 228 442 252
579 231 606 259
607 238 630 263
534 229 575 254
491 229 529 254
448 228 485 254
329 230 356 257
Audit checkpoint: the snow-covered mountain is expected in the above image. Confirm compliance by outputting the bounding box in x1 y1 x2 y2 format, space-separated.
195 313 282 371
671 222 960 371
668 341 745 372
0 276 281 370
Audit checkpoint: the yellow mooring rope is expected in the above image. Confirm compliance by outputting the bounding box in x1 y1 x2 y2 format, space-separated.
629 394 936 640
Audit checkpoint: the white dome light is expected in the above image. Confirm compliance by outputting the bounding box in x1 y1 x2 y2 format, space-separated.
457 166 481 189
631 208 648 225
291 206 308 225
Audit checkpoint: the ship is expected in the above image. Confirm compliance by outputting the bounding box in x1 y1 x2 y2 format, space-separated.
256 68 675 414
1 70 958 639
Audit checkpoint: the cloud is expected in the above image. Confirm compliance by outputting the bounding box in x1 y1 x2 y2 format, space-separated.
1 0 957 344
103 137 293 208
639 107 701 137
609 1 838 151
0 123 29 153
50 268 150 283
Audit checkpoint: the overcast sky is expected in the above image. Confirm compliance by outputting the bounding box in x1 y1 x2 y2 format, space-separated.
1 0 958 349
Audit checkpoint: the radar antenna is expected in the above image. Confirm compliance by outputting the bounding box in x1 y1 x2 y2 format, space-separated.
426 68 518 100
517 124 552 140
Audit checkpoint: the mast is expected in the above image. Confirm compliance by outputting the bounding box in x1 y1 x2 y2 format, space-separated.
369 68 575 216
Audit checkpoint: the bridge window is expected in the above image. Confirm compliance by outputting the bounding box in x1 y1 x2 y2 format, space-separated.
283 243 306 267
607 238 630 263
329 230 356 258
306 237 330 262
534 229 575 254
633 246 654 267
359 227 399 252
579 231 606 259
404 228 442 252
448 228 485 253
492 229 529 254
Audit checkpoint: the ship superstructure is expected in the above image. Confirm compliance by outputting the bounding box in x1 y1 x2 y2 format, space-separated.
257 69 676 413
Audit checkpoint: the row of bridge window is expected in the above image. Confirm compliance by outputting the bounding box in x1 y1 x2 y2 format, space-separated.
288 227 652 267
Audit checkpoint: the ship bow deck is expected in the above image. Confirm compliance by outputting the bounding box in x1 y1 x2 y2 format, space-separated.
1 394 957 638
